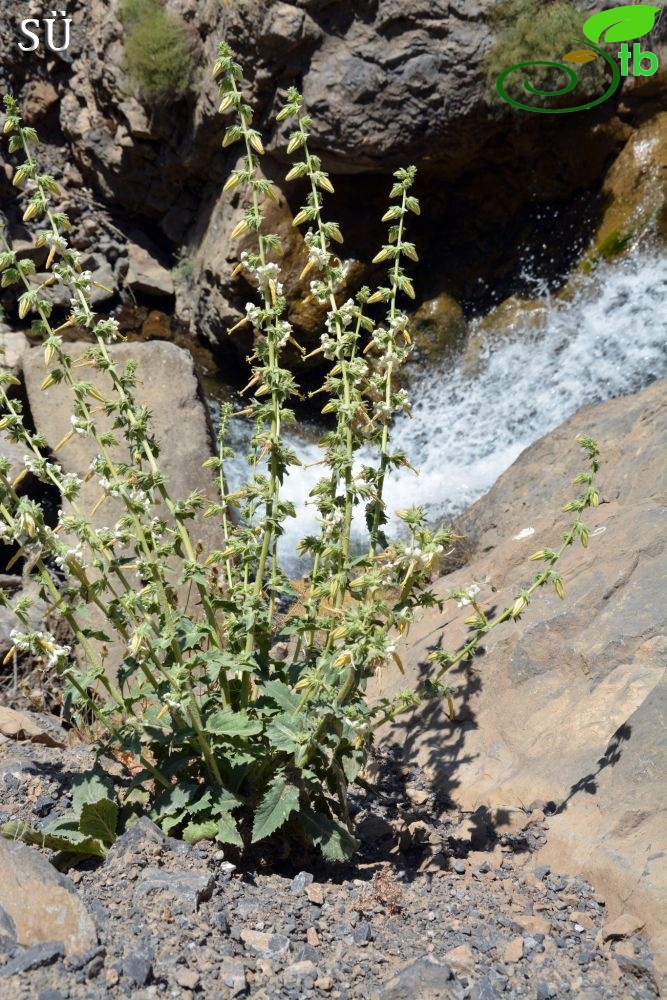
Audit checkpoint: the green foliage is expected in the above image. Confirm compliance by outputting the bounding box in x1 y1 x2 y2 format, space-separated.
0 61 602 862
118 0 197 106
486 0 611 107
1 767 120 860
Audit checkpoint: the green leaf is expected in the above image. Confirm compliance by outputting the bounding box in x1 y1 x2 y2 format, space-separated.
215 812 243 848
262 680 301 713
79 799 118 846
583 5 661 43
265 714 308 753
183 820 218 843
252 773 300 843
1 820 107 858
207 710 263 738
71 767 116 816
300 808 359 861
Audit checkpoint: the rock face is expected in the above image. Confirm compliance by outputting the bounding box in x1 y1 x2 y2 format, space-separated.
374 380 666 970
22 340 217 554
0 839 97 957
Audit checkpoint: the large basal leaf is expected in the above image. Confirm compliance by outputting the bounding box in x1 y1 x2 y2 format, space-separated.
583 5 661 43
71 766 116 815
1 820 107 858
78 798 119 846
300 808 360 861
251 773 300 843
206 709 263 738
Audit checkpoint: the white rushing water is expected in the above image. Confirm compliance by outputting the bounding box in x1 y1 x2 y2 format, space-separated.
221 249 667 575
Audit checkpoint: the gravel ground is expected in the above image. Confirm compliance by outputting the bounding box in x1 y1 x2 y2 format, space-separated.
0 723 661 1000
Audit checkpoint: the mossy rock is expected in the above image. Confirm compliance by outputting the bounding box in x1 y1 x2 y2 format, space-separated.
581 111 667 271
410 293 467 363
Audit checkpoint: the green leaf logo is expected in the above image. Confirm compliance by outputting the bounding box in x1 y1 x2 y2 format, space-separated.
583 5 662 44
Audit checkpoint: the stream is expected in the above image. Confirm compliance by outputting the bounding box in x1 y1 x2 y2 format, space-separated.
212 248 667 576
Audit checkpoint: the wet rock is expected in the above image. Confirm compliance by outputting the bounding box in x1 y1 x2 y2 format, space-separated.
134 868 215 913
0 840 97 958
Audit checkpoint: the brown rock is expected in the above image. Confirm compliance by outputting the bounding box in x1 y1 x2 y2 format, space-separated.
589 112 667 258
602 913 646 942
0 839 97 957
22 81 59 124
0 707 64 748
411 294 466 363
306 927 320 947
444 943 475 977
125 241 174 298
571 912 596 931
503 936 524 963
306 882 324 906
371 380 667 978
514 915 551 938
175 967 200 990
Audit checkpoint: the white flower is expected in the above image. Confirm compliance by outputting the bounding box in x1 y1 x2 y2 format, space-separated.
457 583 481 608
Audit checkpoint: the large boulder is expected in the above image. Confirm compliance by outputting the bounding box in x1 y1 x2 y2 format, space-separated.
373 379 666 973
0 839 97 957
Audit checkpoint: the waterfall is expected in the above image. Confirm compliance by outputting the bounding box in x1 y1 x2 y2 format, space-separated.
219 249 667 576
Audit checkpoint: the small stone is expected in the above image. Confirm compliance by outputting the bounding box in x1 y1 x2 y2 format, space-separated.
284 959 317 982
175 967 200 990
453 860 467 875
578 950 595 965
615 953 659 989
306 882 324 906
571 912 595 931
353 920 372 944
379 956 453 998
38 991 65 1000
307 927 320 947
105 968 119 987
470 975 502 1000
534 864 551 880
135 868 214 913
0 941 64 977
315 975 333 991
601 913 645 941
240 929 290 958
444 943 474 977
513 914 551 937
219 957 247 996
503 936 524 963
407 788 429 805
122 947 153 987
291 871 314 894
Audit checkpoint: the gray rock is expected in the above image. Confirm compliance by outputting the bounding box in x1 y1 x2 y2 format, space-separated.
615 953 660 991
125 241 174 297
0 839 97 958
470 976 501 1000
219 956 247 996
122 946 153 987
0 941 64 977
353 920 373 944
292 871 314 894
453 860 466 875
108 815 192 858
134 868 215 913
240 928 290 958
379 955 456 999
